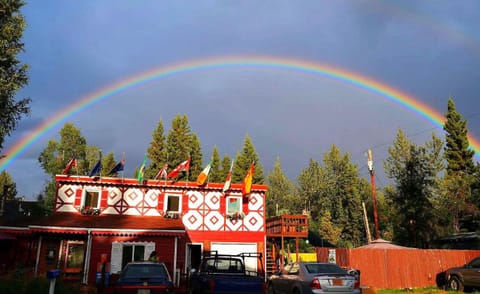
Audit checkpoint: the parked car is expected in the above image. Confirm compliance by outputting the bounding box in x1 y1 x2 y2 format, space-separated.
267 262 360 294
445 256 480 292
188 251 265 294
113 261 175 293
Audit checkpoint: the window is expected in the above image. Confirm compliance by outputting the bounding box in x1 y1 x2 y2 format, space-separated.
166 195 180 212
164 194 181 218
111 242 155 274
83 189 100 209
122 244 145 269
226 196 242 214
66 241 85 268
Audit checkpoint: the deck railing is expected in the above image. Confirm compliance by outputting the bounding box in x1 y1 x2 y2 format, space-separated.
265 214 308 238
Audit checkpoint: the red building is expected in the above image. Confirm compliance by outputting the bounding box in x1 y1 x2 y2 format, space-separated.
0 175 268 287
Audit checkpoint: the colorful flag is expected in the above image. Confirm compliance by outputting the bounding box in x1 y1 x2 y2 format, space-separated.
62 157 77 174
242 162 255 195
196 161 212 186
154 164 169 180
89 160 102 177
222 160 234 192
137 155 147 184
167 157 190 179
108 159 125 176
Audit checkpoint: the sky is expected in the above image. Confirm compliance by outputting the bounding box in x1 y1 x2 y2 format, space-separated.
2 0 480 200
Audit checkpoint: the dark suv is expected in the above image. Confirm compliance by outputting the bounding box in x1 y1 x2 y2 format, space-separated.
445 256 480 291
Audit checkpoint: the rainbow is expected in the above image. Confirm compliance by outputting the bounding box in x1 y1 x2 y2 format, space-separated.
1 55 479 171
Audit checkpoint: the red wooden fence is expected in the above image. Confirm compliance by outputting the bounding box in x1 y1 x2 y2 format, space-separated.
316 247 480 289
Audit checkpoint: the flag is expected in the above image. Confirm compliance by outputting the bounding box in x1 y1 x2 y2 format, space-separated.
222 160 234 192
89 160 102 177
242 162 255 195
154 164 169 180
137 155 147 184
196 161 212 186
167 157 190 179
63 157 77 174
108 159 125 176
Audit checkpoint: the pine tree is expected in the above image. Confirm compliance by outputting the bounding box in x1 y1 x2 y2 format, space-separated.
297 158 322 217
145 119 167 179
266 157 295 217
384 130 443 247
444 98 475 174
0 0 31 153
442 97 477 233
165 115 202 181
208 146 222 183
319 145 365 247
189 133 203 179
219 154 232 181
232 135 264 184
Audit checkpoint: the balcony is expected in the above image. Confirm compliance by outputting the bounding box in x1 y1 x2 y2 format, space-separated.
266 214 308 238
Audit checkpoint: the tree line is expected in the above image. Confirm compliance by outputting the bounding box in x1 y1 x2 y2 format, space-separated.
0 0 478 249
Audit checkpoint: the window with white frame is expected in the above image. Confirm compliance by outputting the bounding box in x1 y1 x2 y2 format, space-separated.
110 242 155 274
82 189 101 209
226 196 242 215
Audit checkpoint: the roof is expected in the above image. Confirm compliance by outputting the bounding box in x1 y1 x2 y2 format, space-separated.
55 175 268 192
1 213 185 237
355 238 416 250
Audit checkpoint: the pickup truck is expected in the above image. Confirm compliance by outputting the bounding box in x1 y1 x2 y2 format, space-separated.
188 251 265 294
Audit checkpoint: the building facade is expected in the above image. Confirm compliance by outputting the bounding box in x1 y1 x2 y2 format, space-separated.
0 175 268 286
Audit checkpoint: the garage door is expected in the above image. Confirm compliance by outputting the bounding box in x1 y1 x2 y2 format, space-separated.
210 242 258 272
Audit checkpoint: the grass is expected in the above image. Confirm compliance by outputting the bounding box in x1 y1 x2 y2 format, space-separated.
377 287 480 294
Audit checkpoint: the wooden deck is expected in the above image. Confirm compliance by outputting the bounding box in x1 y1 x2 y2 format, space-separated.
266 214 308 238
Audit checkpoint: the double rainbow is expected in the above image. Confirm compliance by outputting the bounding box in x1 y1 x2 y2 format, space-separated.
1 56 479 171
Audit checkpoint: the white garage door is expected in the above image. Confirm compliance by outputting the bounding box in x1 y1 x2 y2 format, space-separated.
210 242 258 273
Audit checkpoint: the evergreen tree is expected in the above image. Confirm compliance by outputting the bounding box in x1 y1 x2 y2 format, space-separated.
165 115 194 180
232 135 264 184
189 133 203 179
266 157 295 217
101 152 116 177
219 154 232 181
0 0 31 153
297 159 322 217
145 119 167 179
384 130 443 247
442 97 477 232
318 210 342 246
319 145 365 247
0 170 17 200
443 98 475 174
208 146 222 183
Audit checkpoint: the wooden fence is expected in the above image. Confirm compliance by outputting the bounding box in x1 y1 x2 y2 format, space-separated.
316 247 480 289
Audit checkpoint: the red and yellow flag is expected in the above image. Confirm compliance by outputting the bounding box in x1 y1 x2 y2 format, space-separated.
242 162 255 195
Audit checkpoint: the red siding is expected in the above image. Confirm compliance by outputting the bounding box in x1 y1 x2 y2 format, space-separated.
316 247 480 289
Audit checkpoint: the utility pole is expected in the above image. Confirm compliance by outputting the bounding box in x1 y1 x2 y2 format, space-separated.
367 149 380 240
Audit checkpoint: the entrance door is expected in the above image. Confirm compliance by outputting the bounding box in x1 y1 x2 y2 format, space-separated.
186 244 202 271
63 241 85 281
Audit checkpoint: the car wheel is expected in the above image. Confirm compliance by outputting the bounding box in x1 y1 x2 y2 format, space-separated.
448 276 464 292
267 283 276 294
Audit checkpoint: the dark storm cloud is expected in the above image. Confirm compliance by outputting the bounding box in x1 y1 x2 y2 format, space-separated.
2 0 479 198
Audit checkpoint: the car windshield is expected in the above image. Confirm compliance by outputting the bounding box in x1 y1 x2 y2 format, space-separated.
304 263 347 274
123 264 168 278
